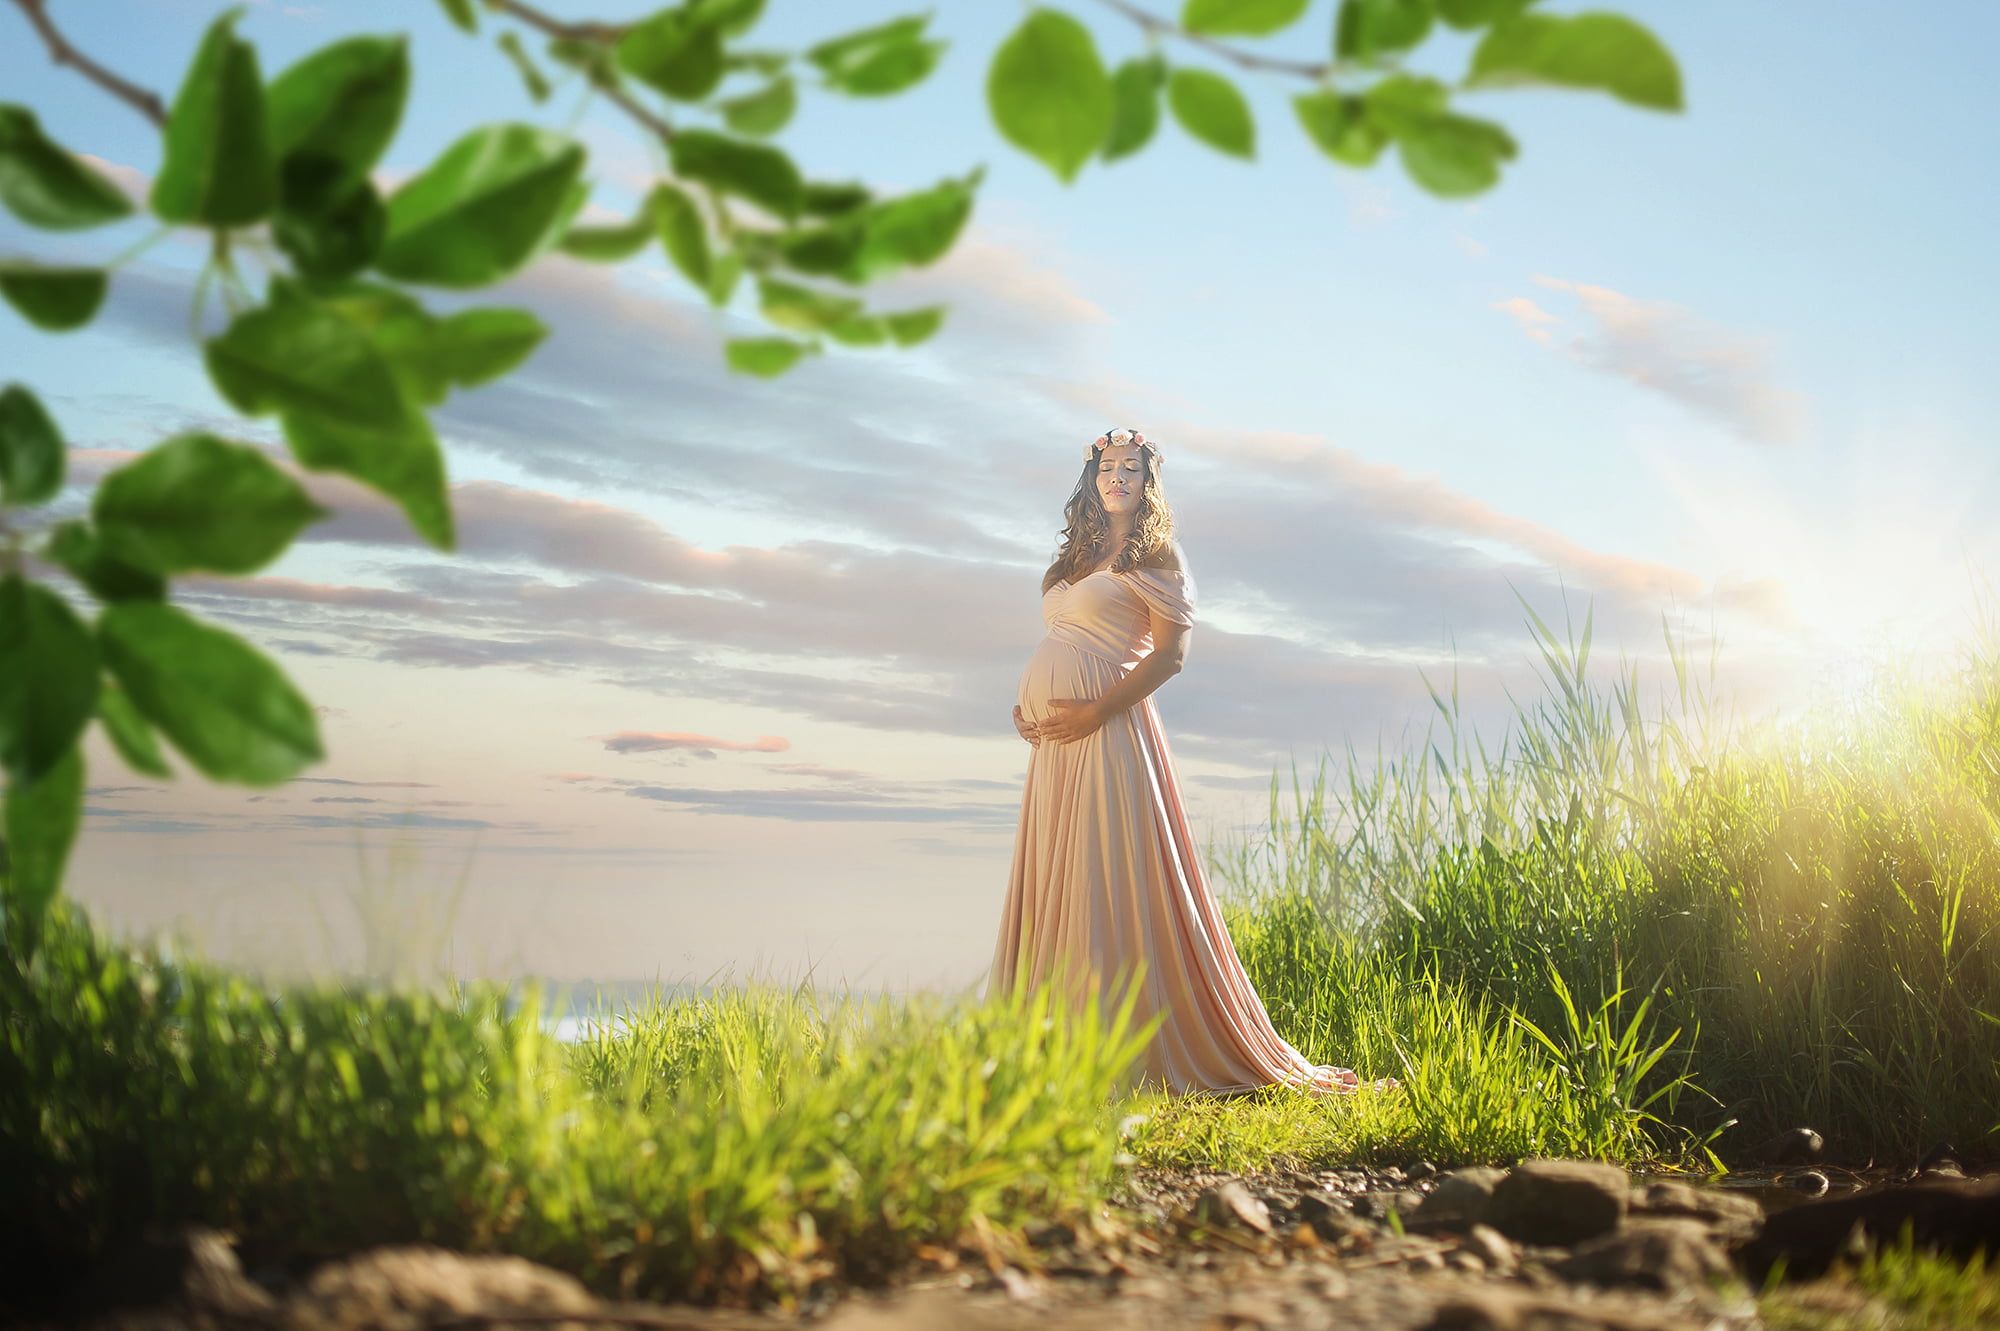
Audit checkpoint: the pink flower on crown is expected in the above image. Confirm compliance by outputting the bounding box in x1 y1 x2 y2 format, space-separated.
1084 427 1156 459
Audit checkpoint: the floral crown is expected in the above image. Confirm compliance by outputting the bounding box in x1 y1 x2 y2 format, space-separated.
1084 425 1163 461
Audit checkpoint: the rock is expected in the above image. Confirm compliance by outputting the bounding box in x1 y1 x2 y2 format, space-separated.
1463 1224 1517 1274
1753 1127 1825 1165
1295 1194 1369 1245
64 1226 277 1322
287 1247 599 1331
1740 1176 2000 1282
1423 1285 1705 1330
1411 1167 1509 1231
1487 1160 1631 1246
1917 1141 1961 1173
1788 1170 1831 1197
1188 1180 1273 1235
1023 1218 1077 1249
1408 1160 1440 1182
1554 1219 1736 1296
1628 1178 1764 1241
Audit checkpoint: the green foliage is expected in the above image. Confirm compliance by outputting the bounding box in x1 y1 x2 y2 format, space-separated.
0 261 106 330
988 9 1113 185
0 909 1151 1302
806 14 944 97
378 123 586 287
1167 68 1255 159
91 433 326 575
151 7 276 226
0 384 63 505
1184 0 1312 38
1103 55 1166 163
1469 12 1684 110
669 128 801 219
0 104 134 230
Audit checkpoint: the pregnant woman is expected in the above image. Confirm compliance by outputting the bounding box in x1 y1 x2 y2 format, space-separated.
988 426 1362 1097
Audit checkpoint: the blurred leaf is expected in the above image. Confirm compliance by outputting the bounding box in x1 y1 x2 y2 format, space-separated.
718 78 796 137
559 200 656 261
434 0 478 33
101 603 322 785
1167 68 1255 158
0 263 105 331
1183 0 1311 36
1363 71 1450 130
3 746 83 935
0 104 135 230
806 14 944 96
498 31 553 103
267 34 409 193
824 314 887 346
801 180 871 217
696 0 766 38
45 522 166 603
725 336 815 376
723 49 788 76
778 170 976 286
204 298 452 548
1395 110 1516 195
704 250 743 305
0 382 63 506
757 275 862 333
273 159 385 281
1468 12 1682 110
378 123 587 288
374 306 548 405
1103 55 1165 163
988 9 1111 184
617 6 726 102
150 6 276 226
0 575 100 784
92 433 326 576
98 683 172 779
1437 0 1538 28
884 305 944 346
1293 89 1389 166
1336 0 1436 60
649 181 714 290
669 129 801 219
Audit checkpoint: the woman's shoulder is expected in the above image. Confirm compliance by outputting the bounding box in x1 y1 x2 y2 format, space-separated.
1133 539 1189 577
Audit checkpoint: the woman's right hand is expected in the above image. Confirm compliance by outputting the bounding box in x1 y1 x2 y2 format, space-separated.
1012 705 1041 747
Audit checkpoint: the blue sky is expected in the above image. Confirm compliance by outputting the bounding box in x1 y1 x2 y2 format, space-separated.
6 0 1998 993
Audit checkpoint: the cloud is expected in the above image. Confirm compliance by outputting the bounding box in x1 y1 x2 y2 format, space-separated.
1497 276 1809 445
599 731 792 755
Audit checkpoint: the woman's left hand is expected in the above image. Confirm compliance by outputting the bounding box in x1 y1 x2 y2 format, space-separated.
1040 698 1108 744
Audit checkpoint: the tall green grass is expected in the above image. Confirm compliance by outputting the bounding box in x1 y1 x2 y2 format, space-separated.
1216 592 2000 1161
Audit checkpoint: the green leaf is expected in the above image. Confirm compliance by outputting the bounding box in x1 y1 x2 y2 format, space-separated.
988 9 1112 184
1394 110 1516 196
824 314 887 346
99 602 323 786
801 180 871 217
725 336 815 376
1183 0 1311 37
1362 71 1450 132
723 49 788 77
1336 0 1436 60
267 35 409 194
0 104 135 230
1468 12 1682 110
497 31 554 102
847 169 978 281
150 6 277 226
4 746 84 935
649 182 714 289
704 250 743 305
92 433 326 576
98 683 171 779
0 383 63 506
756 275 862 333
273 161 386 281
45 522 166 603
718 77 797 137
806 14 944 96
0 263 106 331
373 306 547 405
1167 68 1255 158
669 129 802 220
617 6 726 101
204 298 452 549
1437 0 1537 28
377 123 588 288
0 575 100 784
558 202 657 261
1103 56 1165 163
434 0 478 33
696 0 765 38
1293 89 1389 166
884 305 945 346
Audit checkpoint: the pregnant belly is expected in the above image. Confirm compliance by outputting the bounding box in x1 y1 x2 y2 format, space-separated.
1017 636 1121 726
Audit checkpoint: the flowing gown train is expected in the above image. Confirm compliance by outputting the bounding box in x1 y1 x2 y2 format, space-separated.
987 564 1356 1096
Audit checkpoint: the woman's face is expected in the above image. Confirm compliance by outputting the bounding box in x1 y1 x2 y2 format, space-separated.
1094 443 1144 519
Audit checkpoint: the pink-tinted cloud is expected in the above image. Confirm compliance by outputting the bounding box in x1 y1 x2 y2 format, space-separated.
599 731 792 755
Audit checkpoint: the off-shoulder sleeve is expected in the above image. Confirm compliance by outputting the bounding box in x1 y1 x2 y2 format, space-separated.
1121 565 1196 627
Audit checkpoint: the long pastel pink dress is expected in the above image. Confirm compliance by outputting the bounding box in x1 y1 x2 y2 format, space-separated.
988 563 1358 1096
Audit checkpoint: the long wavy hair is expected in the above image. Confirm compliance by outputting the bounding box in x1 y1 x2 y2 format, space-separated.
1042 432 1180 594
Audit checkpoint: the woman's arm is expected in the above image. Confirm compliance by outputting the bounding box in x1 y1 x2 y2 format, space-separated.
1038 610 1188 743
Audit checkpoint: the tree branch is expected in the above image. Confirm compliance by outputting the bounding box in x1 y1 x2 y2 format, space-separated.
7 0 167 127
481 0 674 142
1089 0 1345 82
